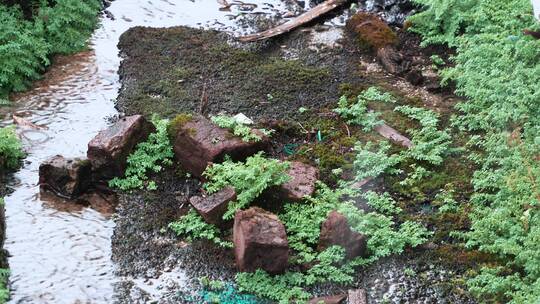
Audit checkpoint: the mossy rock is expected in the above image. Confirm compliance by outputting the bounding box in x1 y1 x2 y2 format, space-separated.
167 113 193 139
346 12 398 51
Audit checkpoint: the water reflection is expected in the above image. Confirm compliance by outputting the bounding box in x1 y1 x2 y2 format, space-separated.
1 0 289 302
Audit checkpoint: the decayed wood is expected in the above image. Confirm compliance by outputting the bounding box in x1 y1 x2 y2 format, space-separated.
351 178 371 190
374 123 412 148
238 0 347 42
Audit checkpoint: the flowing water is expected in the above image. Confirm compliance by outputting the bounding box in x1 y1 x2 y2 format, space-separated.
0 0 291 302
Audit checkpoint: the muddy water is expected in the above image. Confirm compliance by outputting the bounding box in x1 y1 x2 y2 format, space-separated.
0 0 290 302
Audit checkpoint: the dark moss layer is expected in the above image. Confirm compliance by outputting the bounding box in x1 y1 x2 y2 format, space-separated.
116 26 360 120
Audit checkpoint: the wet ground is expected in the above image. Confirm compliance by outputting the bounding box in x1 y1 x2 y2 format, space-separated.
113 12 474 304
0 0 475 303
0 0 298 302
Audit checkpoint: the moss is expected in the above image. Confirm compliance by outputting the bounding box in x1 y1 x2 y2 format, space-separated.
346 12 398 51
291 113 383 184
434 245 500 269
167 113 193 139
116 26 341 120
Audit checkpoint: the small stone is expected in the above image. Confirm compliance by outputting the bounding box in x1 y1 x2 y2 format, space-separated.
170 115 268 177
189 186 236 226
279 161 319 202
233 207 288 274
318 211 368 260
87 115 155 179
348 289 367 304
39 155 92 199
376 46 403 75
308 294 347 304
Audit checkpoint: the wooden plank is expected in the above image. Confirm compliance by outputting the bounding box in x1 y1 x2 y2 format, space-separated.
238 0 347 42
374 123 413 148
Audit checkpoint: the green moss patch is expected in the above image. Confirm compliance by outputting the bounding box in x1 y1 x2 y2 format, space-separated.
117 26 344 120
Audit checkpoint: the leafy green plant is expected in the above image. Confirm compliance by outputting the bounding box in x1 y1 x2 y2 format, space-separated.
109 117 173 191
168 209 233 248
38 0 101 54
362 191 402 215
395 105 453 166
237 183 431 303
236 246 351 304
0 0 101 99
334 87 396 132
210 115 272 143
410 0 540 302
0 268 9 303
0 125 24 170
203 153 290 219
352 141 402 181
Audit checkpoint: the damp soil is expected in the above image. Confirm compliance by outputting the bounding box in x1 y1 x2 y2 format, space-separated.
113 20 476 303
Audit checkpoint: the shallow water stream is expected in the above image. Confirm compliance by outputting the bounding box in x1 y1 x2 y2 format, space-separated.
0 0 290 302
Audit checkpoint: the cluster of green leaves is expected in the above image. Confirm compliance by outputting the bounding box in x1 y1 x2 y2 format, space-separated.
350 105 453 187
395 105 453 165
0 268 8 303
210 115 273 142
0 0 101 99
109 117 174 191
168 209 233 248
203 152 290 219
410 0 540 302
0 126 24 171
236 183 430 303
333 87 396 132
236 246 352 303
334 86 454 189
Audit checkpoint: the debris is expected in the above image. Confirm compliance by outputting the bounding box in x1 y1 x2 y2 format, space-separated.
308 294 347 304
12 115 48 130
376 46 404 75
279 161 319 202
239 0 347 42
347 289 367 304
374 123 413 148
346 12 398 50
170 115 268 177
87 115 155 179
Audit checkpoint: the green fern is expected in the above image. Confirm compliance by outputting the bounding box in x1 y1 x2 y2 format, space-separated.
109 116 174 191
203 153 290 219
0 126 24 171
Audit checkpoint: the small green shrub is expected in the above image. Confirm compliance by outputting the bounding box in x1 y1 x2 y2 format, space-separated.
0 0 101 99
352 141 402 181
395 105 453 166
203 153 290 219
334 87 396 132
362 191 402 215
0 268 9 303
168 209 233 248
237 183 431 303
210 115 272 142
410 1 540 302
109 117 173 191
38 0 101 54
236 246 351 304
0 125 24 170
